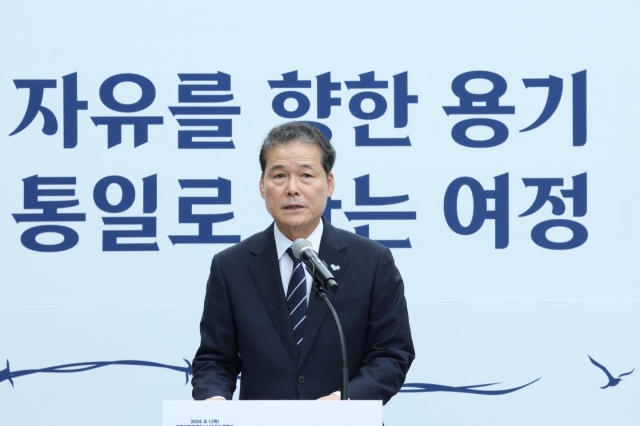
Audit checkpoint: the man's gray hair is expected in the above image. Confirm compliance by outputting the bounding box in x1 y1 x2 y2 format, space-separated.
259 121 336 176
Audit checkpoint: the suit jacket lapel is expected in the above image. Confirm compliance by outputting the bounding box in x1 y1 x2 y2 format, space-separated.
298 220 349 367
247 224 299 366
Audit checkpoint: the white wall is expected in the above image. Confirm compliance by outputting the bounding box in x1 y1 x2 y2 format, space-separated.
1 1 638 425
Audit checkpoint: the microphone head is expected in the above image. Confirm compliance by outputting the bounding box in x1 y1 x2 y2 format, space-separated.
291 238 313 259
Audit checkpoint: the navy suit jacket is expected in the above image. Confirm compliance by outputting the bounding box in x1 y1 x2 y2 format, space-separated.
192 220 414 404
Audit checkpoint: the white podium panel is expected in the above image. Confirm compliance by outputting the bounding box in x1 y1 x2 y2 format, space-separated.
163 401 382 426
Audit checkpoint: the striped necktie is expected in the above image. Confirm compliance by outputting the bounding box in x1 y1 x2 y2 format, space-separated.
286 247 307 350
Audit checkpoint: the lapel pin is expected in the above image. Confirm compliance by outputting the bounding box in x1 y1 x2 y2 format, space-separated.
330 264 340 271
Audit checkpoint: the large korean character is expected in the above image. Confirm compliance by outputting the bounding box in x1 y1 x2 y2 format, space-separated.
90 74 163 148
444 173 509 248
343 174 416 248
519 173 587 249
519 70 587 146
9 73 88 148
322 197 343 224
168 178 240 245
443 71 515 148
346 71 418 146
93 174 159 251
168 73 241 149
267 70 337 139
12 175 87 252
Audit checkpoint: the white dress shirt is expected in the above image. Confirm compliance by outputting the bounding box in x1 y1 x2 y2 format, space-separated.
273 220 323 302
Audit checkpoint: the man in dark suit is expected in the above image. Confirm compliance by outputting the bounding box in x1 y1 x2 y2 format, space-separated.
192 122 414 404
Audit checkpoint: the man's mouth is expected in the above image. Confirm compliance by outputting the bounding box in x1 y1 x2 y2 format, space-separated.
284 205 305 210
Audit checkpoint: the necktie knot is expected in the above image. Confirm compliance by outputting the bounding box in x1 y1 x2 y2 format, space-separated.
286 247 301 264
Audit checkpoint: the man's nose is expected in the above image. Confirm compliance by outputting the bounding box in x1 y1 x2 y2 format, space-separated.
286 177 300 195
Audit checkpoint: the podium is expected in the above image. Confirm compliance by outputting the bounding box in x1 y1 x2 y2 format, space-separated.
163 400 382 426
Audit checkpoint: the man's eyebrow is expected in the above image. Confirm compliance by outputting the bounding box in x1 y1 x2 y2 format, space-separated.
268 164 285 172
267 163 317 172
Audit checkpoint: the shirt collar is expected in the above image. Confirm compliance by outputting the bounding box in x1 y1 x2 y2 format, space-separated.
274 219 324 261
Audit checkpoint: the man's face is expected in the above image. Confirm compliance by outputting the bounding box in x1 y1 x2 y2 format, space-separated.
260 140 334 241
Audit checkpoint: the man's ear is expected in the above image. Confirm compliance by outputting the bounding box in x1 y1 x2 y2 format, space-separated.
327 172 335 197
259 174 265 199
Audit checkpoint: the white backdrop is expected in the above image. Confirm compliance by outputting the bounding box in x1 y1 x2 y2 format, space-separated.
1 1 639 425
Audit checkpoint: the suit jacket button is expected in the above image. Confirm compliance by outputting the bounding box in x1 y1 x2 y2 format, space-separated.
297 375 305 384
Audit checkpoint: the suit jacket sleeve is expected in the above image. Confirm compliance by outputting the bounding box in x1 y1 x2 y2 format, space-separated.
348 246 415 404
191 254 242 400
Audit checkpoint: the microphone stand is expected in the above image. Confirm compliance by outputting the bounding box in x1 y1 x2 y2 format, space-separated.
310 277 349 400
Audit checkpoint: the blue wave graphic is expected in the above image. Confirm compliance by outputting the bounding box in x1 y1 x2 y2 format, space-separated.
400 377 541 395
0 358 192 388
2 356 539 397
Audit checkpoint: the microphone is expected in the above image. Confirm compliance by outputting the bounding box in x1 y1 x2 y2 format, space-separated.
291 239 339 293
